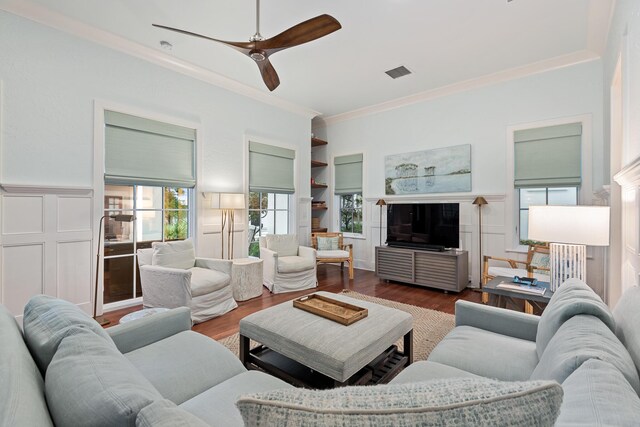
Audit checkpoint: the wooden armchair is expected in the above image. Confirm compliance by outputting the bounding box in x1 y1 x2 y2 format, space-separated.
311 232 354 280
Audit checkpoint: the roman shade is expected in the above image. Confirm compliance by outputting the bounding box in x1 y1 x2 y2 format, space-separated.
249 141 295 194
104 111 196 188
514 123 582 188
334 154 363 195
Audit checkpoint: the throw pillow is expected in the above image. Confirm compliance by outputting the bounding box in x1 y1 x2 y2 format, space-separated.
237 378 563 427
152 239 196 269
555 359 640 426
530 251 550 269
317 236 339 251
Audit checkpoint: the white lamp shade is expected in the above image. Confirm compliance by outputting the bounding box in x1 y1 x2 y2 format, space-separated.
220 193 245 210
528 205 610 246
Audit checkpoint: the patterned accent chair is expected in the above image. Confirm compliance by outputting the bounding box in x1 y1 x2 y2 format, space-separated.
310 232 354 279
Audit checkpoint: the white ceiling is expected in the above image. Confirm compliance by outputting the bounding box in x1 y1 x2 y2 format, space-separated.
6 0 613 118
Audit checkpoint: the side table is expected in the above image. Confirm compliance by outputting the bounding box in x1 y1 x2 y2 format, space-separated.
231 258 264 301
483 276 553 314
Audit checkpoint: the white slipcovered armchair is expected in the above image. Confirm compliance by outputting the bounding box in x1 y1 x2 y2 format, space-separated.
137 239 237 323
259 234 317 293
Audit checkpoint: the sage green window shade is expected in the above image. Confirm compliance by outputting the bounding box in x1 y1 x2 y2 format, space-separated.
334 154 363 195
249 141 296 194
514 122 582 188
104 111 196 187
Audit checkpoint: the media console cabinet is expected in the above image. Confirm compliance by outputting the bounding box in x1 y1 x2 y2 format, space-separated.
375 246 469 292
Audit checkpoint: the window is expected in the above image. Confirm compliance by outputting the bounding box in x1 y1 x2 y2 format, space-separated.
518 187 578 243
103 110 196 306
514 122 582 245
247 192 290 256
339 194 363 234
334 153 363 235
103 185 191 305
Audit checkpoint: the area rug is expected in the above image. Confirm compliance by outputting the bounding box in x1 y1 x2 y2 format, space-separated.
217 290 455 361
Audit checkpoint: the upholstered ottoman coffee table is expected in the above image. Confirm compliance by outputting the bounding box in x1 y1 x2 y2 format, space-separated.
239 291 413 389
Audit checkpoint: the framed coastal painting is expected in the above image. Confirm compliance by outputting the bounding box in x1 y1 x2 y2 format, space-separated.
385 144 471 195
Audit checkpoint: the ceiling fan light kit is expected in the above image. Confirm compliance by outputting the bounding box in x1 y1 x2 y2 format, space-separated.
153 0 341 91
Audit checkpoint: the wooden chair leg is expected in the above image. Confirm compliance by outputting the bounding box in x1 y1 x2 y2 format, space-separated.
348 260 354 280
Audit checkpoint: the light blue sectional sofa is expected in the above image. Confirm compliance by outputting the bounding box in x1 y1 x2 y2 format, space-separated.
1 279 640 425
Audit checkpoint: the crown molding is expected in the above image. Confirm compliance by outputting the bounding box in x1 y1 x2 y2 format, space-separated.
321 50 600 126
0 0 319 119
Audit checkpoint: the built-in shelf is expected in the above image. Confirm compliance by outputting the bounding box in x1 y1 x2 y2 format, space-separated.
311 137 328 147
311 183 328 189
312 228 328 233
312 206 328 211
311 160 328 168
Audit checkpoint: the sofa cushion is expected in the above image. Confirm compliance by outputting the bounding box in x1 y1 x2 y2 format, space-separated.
23 294 114 373
189 267 230 296
277 256 315 273
556 359 640 427
317 236 339 250
390 361 480 384
152 239 196 269
0 305 53 426
536 278 615 358
125 330 246 405
236 378 564 427
428 325 538 381
136 399 210 427
613 285 640 377
181 371 294 427
46 330 163 427
265 234 299 257
530 315 640 394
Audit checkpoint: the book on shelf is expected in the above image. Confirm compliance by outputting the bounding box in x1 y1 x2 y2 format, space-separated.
496 282 547 296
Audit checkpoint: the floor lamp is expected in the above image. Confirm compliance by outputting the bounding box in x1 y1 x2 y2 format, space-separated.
376 199 387 246
472 196 488 289
219 193 245 260
528 205 610 291
94 213 135 326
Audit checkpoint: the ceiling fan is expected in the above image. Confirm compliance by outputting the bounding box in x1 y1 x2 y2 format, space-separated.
153 0 341 91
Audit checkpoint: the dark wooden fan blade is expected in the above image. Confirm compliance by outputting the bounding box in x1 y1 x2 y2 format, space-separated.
259 14 341 53
152 24 254 54
256 57 280 91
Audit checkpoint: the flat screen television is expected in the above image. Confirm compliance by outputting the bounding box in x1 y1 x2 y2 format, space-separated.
386 203 459 251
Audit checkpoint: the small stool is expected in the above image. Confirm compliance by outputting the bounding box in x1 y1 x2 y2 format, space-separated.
119 307 170 324
231 258 264 301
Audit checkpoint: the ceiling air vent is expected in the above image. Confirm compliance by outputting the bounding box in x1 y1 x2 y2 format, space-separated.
385 66 412 79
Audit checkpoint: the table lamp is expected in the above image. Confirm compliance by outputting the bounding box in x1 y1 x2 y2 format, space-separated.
528 205 610 291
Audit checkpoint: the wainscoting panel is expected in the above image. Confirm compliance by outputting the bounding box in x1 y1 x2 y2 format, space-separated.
2 195 44 235
0 186 94 318
1 243 44 316
57 240 92 309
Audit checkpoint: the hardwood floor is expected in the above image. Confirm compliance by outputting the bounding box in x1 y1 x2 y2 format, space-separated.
103 265 482 340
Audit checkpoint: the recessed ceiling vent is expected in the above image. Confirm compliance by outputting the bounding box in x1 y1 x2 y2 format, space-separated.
385 66 412 79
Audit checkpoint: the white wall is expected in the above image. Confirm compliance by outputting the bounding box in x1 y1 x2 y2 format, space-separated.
316 61 605 294
603 0 640 306
0 11 312 316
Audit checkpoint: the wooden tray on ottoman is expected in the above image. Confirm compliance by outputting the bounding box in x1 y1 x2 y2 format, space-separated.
293 294 368 325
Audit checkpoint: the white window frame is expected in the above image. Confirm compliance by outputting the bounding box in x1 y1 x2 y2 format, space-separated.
335 193 364 237
505 114 592 252
247 191 291 256
94 100 202 312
